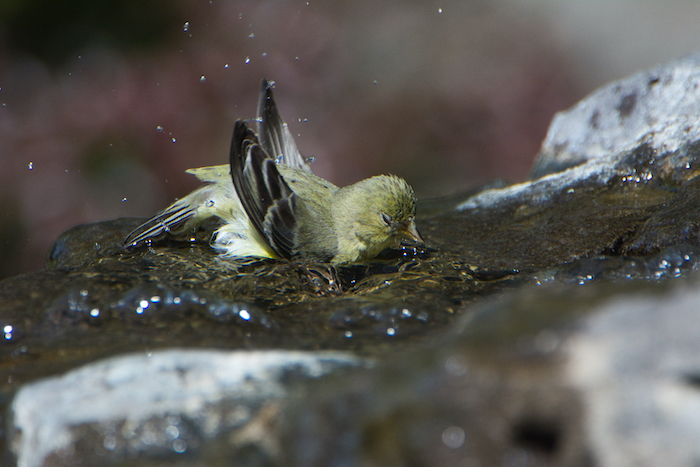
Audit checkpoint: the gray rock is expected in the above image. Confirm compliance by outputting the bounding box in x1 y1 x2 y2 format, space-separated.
566 284 700 467
277 273 700 467
11 349 362 467
532 53 700 178
5 54 700 467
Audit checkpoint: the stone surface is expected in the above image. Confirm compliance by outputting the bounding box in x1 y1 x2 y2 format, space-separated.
566 284 700 467
11 350 361 467
532 52 700 179
4 55 700 466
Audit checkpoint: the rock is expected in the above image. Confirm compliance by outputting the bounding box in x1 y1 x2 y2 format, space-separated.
11 350 361 467
278 275 700 467
5 54 700 466
566 284 700 467
531 52 700 179
622 174 700 255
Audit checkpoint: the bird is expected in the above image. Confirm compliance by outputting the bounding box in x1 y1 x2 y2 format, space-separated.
123 79 423 265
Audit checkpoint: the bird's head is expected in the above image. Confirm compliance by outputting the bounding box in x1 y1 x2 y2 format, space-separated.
338 175 423 261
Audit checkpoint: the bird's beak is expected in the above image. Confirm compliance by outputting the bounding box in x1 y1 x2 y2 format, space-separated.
401 220 424 245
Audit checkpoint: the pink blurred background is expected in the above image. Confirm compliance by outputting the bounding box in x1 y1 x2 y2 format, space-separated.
1 0 700 279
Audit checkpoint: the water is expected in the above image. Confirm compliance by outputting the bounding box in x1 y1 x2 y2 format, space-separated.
5 141 700 465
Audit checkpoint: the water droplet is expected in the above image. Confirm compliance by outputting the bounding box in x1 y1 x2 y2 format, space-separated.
444 354 468 376
200 75 206 83
205 199 215 207
373 80 378 85
3 325 12 334
156 125 163 132
245 56 250 64
171 137 177 143
386 327 396 336
248 33 254 38
442 426 465 449
90 308 100 317
173 439 187 453
239 309 251 320
295 56 299 61
224 64 229 69
304 156 316 164
183 21 190 32
165 425 180 440
438 7 443 13
122 197 127 202
103 435 117 451
344 331 353 338
27 162 33 170
261 52 267 57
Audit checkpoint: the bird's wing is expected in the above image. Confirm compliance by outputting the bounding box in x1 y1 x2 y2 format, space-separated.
257 79 313 172
230 120 297 258
185 164 229 183
123 184 218 248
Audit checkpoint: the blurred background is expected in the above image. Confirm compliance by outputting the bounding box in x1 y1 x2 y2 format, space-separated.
1 0 699 279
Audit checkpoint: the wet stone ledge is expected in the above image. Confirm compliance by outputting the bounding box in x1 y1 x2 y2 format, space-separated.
5 54 700 466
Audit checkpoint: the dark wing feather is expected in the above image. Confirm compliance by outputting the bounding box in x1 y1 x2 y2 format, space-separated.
257 79 312 172
123 201 195 248
265 196 297 257
230 120 297 258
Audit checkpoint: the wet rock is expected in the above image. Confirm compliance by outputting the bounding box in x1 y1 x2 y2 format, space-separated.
4 54 700 466
622 174 700 255
11 350 361 467
532 52 700 178
278 276 700 467
45 218 144 271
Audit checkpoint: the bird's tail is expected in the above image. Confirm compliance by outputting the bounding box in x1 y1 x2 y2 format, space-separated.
123 184 224 248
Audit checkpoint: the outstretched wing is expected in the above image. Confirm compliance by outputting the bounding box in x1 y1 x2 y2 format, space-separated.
257 79 313 172
230 121 297 258
123 184 219 248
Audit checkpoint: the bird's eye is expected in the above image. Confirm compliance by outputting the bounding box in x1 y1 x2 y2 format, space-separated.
381 212 392 226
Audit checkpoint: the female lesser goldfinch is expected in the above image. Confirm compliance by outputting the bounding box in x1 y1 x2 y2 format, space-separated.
124 80 423 264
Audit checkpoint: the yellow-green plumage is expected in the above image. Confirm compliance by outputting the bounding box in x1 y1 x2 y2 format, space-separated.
124 80 422 265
